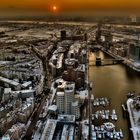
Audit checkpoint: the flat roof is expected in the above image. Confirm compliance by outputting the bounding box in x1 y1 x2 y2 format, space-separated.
61 125 74 140
22 81 32 87
40 119 57 140
61 125 69 140
12 89 35 94
77 64 86 72
72 101 79 107
57 92 64 96
48 105 57 111
127 97 140 140
0 76 20 87
58 114 75 123
4 88 12 94
68 125 75 140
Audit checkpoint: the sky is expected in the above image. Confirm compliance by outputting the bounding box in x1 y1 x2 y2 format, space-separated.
0 0 140 17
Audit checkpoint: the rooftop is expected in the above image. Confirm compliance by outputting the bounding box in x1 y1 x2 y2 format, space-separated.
40 119 57 140
0 76 20 87
57 91 64 96
127 96 140 140
57 114 75 123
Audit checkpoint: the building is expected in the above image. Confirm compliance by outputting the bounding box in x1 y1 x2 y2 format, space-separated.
64 82 75 114
13 89 35 99
40 119 57 140
61 30 66 41
2 88 35 102
2 123 25 140
0 76 21 91
16 100 34 123
2 88 12 102
127 96 140 140
21 81 32 89
129 43 140 62
79 49 87 64
65 59 78 69
0 112 16 135
130 15 137 23
71 101 80 119
40 115 75 140
56 92 65 114
48 105 58 115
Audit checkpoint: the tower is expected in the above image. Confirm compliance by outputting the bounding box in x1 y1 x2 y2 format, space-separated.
64 82 75 114
56 92 65 113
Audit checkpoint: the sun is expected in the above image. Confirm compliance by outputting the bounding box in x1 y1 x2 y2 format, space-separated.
52 6 57 12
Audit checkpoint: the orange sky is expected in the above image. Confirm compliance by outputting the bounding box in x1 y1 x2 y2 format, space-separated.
0 0 140 15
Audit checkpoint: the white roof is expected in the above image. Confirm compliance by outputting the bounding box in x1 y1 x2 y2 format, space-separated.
22 81 32 88
2 134 10 140
48 105 57 111
72 101 79 107
12 89 35 94
0 76 20 86
4 88 12 94
57 92 64 96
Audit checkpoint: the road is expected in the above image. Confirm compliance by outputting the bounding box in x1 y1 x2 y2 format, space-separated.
22 94 47 140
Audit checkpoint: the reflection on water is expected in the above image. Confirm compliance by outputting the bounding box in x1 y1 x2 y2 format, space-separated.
89 51 140 140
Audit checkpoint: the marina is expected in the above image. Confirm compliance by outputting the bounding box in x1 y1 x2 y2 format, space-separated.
89 50 140 140
92 109 118 121
91 123 124 139
92 97 110 107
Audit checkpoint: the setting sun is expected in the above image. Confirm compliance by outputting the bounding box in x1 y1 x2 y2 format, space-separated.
52 6 57 12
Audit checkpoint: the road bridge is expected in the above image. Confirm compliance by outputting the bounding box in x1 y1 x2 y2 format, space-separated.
89 58 124 66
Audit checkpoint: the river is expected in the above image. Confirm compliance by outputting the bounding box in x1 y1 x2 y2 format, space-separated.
89 50 140 140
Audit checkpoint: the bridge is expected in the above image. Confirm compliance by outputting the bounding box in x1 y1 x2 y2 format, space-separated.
89 58 124 66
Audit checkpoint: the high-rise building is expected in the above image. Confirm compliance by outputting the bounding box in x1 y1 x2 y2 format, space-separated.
61 30 66 41
71 101 80 119
56 92 65 113
64 82 75 114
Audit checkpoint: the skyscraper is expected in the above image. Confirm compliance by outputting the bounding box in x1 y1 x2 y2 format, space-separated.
56 92 65 114
64 82 75 114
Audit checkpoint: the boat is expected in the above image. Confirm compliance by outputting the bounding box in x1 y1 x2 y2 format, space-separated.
113 131 117 139
100 125 104 131
104 122 115 131
102 100 106 107
89 82 92 90
112 109 118 121
119 129 123 138
105 97 110 106
110 132 113 139
105 113 109 120
95 114 98 119
127 91 135 98
93 100 97 106
96 98 99 106
97 132 102 138
116 132 121 139
92 131 97 140
94 126 98 131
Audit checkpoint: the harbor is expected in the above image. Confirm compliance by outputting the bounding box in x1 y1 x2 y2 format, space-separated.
89 50 140 140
